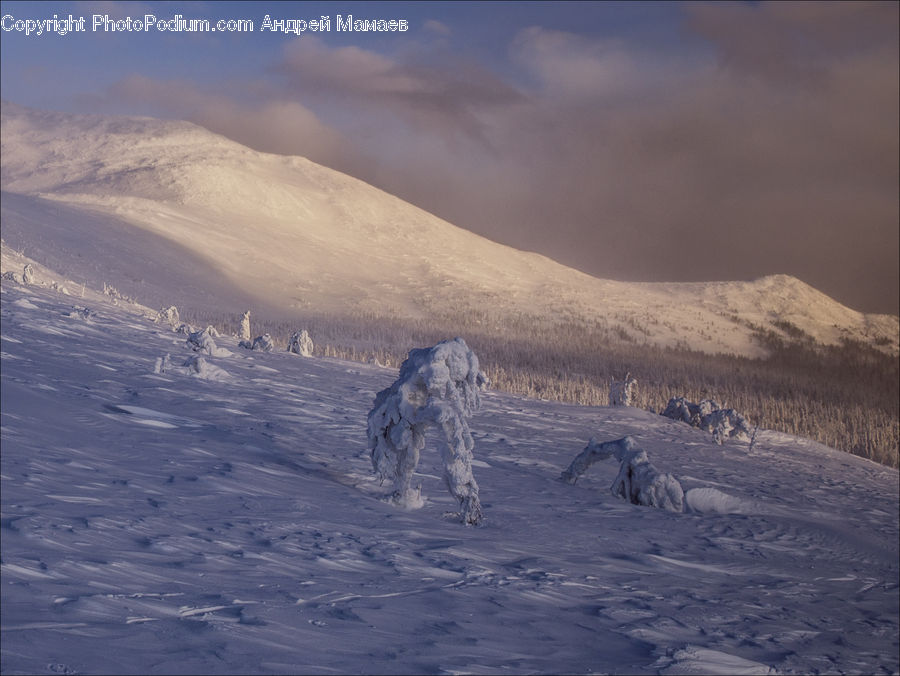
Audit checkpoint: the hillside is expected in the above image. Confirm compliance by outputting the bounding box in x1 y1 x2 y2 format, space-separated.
2 101 896 359
1 271 897 675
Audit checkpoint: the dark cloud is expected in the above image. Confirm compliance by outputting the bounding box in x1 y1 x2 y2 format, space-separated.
90 3 898 313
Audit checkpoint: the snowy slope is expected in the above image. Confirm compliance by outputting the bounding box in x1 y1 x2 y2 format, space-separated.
2 274 897 675
2 101 896 358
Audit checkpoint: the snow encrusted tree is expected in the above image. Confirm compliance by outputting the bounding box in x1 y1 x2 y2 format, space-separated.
156 305 180 329
662 397 751 444
240 310 251 341
608 372 637 407
287 330 314 356
186 327 230 357
240 333 274 352
366 337 488 525
561 436 684 512
22 263 36 285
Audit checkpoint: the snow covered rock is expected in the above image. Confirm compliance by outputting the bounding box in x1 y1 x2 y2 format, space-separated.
561 436 684 512
367 337 488 525
608 372 637 407
287 330 314 356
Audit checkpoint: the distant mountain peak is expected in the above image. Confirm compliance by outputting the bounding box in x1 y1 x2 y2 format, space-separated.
2 103 896 357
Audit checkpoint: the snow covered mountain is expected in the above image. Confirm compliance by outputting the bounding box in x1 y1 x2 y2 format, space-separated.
1 271 897 675
1 101 897 358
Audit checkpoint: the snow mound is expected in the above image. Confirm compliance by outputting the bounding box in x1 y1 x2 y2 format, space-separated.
684 487 757 515
657 645 777 675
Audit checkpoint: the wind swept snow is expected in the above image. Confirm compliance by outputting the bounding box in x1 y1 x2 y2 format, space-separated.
1 278 897 675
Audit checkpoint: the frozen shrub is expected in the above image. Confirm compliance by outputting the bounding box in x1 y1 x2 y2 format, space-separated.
22 263 36 285
287 330 314 356
187 328 215 355
156 305 180 329
3 270 24 283
608 372 637 406
182 354 230 381
240 310 251 341
561 436 684 512
366 337 488 525
240 334 274 352
662 396 751 443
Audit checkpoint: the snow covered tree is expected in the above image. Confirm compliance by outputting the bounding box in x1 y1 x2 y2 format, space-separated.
156 305 180 329
240 333 274 352
608 372 637 406
561 436 684 512
662 397 751 443
22 263 35 285
287 330 314 356
186 327 222 356
366 337 488 525
240 310 251 341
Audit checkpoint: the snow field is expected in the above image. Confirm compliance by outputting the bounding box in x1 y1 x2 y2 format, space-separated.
1 280 898 675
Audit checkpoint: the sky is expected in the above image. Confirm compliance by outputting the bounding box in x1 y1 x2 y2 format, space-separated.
1 1 897 314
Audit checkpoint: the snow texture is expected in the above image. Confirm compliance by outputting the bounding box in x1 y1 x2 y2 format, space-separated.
608 372 637 406
561 436 685 512
1 247 898 676
367 338 488 525
662 397 752 443
287 329 314 357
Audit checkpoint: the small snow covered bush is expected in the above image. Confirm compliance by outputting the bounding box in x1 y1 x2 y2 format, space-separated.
662 397 751 444
240 334 274 352
367 337 488 525
22 263 36 285
156 305 180 329
240 310 251 341
608 373 637 407
287 330 314 356
182 354 230 381
185 327 230 357
561 436 684 512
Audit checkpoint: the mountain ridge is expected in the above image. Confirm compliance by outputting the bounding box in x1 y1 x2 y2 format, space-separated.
1 101 896 357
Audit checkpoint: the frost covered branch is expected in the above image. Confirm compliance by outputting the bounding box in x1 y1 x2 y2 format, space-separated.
561 436 684 512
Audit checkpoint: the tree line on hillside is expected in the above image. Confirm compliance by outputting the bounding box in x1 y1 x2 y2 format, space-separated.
180 307 899 469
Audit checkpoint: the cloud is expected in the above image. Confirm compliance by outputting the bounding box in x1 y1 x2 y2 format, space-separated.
81 3 898 313
87 74 356 171
423 19 452 36
273 37 525 146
